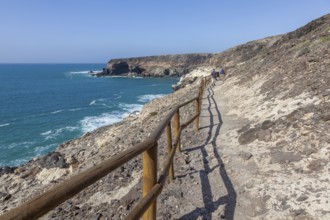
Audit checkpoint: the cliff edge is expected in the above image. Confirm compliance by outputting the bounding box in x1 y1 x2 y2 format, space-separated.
106 53 212 77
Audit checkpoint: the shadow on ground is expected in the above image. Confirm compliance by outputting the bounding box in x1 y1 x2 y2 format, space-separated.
179 85 237 220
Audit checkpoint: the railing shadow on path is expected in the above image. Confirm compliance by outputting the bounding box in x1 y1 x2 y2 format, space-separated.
179 84 237 220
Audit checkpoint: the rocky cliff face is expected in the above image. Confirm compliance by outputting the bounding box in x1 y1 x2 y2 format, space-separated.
105 14 330 82
199 14 330 219
106 53 212 77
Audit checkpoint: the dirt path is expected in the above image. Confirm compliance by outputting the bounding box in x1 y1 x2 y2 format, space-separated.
160 80 244 220
198 80 252 220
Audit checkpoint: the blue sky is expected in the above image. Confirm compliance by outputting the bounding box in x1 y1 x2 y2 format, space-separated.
0 0 329 63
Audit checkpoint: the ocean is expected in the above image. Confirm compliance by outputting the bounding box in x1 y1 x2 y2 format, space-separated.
0 64 178 167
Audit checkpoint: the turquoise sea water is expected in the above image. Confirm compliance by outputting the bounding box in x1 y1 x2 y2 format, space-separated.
0 64 178 167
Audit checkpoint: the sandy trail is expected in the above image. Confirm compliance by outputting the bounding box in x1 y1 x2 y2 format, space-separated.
169 79 242 220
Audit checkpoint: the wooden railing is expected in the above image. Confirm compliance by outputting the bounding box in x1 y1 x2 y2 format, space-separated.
0 76 211 220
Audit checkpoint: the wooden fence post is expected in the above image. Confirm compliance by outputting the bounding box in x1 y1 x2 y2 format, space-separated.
173 110 181 152
143 143 158 220
199 86 203 113
166 122 174 182
195 98 200 131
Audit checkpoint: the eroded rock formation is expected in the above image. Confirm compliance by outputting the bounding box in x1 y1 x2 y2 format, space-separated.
106 53 212 77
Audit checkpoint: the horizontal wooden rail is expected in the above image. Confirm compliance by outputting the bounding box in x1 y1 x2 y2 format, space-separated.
0 138 157 220
0 76 211 220
177 95 198 108
150 108 177 140
181 113 199 129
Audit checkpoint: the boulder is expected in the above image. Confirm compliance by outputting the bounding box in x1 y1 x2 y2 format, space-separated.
37 152 68 169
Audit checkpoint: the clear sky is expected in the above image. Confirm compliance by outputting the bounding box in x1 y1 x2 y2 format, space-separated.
0 0 329 63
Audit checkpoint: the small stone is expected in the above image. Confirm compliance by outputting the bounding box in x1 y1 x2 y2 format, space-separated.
297 195 308 202
239 151 253 160
258 129 272 142
261 120 274 130
292 209 306 216
0 192 11 202
307 159 325 171
270 151 302 164
321 113 330 122
238 127 260 145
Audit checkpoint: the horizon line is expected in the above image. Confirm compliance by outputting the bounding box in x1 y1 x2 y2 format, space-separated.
0 63 106 65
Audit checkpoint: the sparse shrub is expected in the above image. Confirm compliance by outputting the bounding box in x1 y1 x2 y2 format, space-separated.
296 46 310 57
320 35 330 42
150 112 158 116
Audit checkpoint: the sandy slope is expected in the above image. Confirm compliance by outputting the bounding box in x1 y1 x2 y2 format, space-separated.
187 75 329 220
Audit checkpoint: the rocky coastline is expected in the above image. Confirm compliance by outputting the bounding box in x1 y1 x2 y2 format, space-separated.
1 13 330 219
88 54 211 77
0 74 204 218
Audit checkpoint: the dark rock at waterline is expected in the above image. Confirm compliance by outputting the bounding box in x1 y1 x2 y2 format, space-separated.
110 61 130 75
130 65 145 74
0 166 17 176
37 152 68 169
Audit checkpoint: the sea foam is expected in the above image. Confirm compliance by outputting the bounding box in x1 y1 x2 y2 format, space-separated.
138 94 165 103
41 126 79 140
80 113 123 133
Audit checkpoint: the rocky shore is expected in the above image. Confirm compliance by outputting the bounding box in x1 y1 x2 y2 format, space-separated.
1 13 330 219
0 75 205 219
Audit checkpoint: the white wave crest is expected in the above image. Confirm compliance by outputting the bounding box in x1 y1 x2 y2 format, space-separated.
50 110 65 114
7 141 36 149
35 144 57 156
119 103 143 112
41 126 79 140
65 70 102 77
68 108 84 112
89 98 115 108
114 94 122 100
80 113 122 133
70 70 102 74
147 84 159 87
138 94 165 103
89 100 97 105
80 102 144 133
0 123 10 127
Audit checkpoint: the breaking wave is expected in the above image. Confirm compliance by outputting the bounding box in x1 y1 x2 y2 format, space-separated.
40 126 79 140
138 94 165 103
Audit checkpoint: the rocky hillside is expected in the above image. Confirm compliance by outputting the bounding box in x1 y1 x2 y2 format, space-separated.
106 54 212 77
199 13 330 219
0 14 329 219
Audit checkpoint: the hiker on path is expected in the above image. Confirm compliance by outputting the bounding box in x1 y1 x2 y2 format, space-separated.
211 69 217 85
219 67 226 80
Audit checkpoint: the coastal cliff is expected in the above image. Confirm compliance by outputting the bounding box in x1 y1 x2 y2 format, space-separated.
105 54 212 77
1 14 330 219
